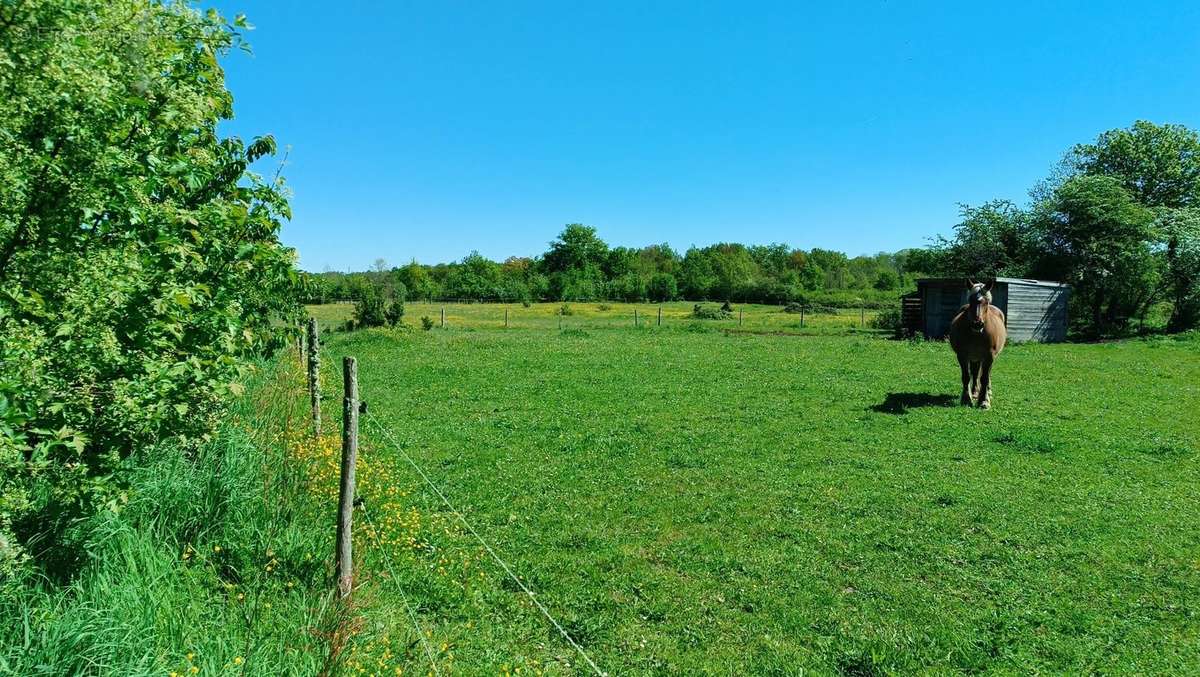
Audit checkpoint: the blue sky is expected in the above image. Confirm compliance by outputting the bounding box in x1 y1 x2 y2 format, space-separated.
212 1 1200 272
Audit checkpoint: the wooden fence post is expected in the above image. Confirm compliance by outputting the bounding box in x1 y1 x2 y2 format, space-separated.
634 308 639 327
657 306 662 326
441 307 445 328
801 306 805 328
738 308 743 327
505 308 509 329
307 318 320 438
861 307 865 327
558 315 562 331
335 356 359 599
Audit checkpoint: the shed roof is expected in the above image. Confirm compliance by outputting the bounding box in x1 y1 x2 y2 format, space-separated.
916 277 1069 289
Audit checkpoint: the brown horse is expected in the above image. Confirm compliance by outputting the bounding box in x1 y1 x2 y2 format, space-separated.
949 280 1007 409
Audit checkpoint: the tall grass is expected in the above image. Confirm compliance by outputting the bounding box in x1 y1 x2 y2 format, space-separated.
0 358 336 676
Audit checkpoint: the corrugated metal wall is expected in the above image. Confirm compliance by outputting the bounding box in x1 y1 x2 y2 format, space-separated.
1004 282 1069 342
922 284 967 339
918 279 1069 342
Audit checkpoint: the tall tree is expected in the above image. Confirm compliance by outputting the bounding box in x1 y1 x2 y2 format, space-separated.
542 224 609 274
933 201 1034 278
1160 208 1200 331
1070 121 1200 209
1041 176 1158 333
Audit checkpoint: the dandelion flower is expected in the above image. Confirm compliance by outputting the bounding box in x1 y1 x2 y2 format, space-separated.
233 657 243 665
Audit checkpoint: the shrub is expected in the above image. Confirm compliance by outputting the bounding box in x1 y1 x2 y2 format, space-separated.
421 316 435 331
385 299 405 326
557 303 574 316
597 303 611 311
353 287 388 328
691 304 732 320
783 302 805 314
521 300 532 308
720 300 734 313
0 1 301 582
871 305 904 334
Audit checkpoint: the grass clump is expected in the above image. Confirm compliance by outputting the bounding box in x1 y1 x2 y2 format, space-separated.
691 303 732 319
0 359 336 676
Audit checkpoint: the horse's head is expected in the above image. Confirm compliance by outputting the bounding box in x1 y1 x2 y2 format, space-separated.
966 279 993 334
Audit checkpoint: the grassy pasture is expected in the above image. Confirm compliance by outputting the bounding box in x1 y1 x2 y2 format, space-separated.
317 324 1199 674
306 300 882 334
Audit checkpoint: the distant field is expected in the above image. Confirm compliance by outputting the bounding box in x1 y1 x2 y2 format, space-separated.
315 324 1199 674
306 300 883 334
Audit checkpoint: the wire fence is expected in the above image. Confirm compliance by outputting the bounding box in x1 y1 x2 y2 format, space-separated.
363 410 607 676
359 503 443 676
306 301 894 335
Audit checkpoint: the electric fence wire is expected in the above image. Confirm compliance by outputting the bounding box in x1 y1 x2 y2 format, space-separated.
359 503 442 676
363 410 606 676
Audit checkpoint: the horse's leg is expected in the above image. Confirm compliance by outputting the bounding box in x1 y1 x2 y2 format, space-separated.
969 361 981 400
978 356 994 409
957 353 971 406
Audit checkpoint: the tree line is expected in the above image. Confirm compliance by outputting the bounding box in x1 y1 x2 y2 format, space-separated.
307 234 918 309
312 120 1200 337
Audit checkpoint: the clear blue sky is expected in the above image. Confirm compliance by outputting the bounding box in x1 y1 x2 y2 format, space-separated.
211 1 1200 272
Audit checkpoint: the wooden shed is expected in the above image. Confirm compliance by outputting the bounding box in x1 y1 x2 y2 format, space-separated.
905 278 1071 342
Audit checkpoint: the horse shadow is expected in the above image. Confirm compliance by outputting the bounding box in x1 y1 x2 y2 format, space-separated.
869 392 957 414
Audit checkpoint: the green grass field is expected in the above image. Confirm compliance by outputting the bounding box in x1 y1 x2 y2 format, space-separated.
307 300 883 335
314 319 1199 674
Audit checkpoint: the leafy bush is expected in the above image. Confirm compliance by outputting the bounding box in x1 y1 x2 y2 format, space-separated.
557 303 574 316
0 2 300 584
691 304 732 320
385 299 405 326
353 286 388 328
783 302 805 313
421 316 435 331
871 305 904 334
720 300 734 313
597 303 611 311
